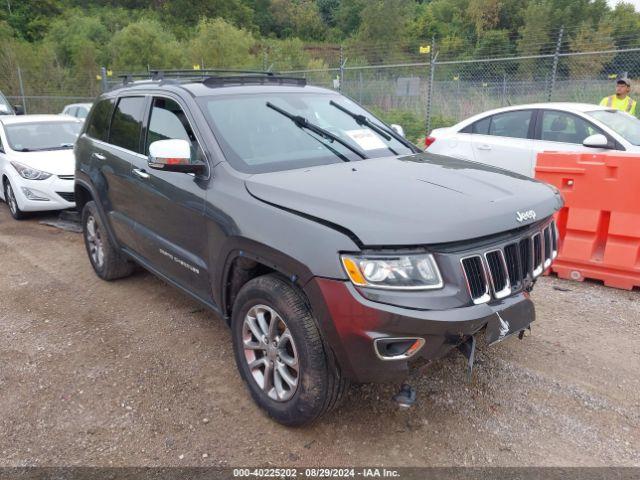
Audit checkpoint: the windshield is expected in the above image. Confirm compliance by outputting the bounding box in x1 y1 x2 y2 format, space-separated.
197 92 415 173
587 109 640 146
0 92 13 115
5 121 82 151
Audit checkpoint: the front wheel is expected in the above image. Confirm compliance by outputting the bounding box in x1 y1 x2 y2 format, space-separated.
4 180 26 220
231 274 348 426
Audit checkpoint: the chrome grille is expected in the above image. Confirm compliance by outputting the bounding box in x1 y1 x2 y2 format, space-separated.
461 219 558 304
503 243 521 289
461 256 490 304
532 233 543 277
485 250 510 298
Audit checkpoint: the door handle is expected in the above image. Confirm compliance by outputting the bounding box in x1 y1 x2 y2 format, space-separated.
91 152 106 161
477 144 492 151
133 168 150 179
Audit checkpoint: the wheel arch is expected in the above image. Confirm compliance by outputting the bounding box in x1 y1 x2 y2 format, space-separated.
217 238 316 325
74 177 122 250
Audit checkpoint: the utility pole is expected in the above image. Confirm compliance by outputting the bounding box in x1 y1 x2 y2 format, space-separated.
425 36 437 136
548 26 564 102
17 66 26 114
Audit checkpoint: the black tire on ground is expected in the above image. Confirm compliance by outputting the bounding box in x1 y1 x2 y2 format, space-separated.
82 200 135 281
4 179 26 220
231 274 349 426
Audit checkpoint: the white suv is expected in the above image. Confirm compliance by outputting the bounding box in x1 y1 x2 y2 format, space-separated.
426 103 640 177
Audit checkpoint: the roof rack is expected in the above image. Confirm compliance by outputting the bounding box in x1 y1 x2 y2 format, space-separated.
113 69 307 89
203 76 306 87
150 68 276 79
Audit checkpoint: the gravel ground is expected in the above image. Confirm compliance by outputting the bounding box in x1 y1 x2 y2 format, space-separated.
0 204 638 467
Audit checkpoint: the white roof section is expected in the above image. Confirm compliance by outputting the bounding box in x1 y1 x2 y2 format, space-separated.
0 114 83 125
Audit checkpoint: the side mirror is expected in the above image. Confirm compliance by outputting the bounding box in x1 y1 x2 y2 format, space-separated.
13 105 24 115
148 139 206 175
390 124 405 137
582 133 610 149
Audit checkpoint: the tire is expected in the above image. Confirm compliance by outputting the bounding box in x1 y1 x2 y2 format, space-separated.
231 274 348 426
4 179 26 220
82 201 134 281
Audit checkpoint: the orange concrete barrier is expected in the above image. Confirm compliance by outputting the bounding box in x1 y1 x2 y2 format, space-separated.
535 151 640 290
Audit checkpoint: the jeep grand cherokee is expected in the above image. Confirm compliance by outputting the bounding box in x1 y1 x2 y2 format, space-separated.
74 72 562 426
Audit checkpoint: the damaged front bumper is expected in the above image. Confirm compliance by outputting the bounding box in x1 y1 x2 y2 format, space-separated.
305 278 535 384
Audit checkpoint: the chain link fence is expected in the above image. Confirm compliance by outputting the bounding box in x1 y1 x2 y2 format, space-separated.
4 38 640 145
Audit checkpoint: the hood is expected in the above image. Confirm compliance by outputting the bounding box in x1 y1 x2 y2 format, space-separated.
245 153 563 246
7 149 75 176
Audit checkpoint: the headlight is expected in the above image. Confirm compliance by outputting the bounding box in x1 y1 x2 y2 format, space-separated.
10 161 52 180
341 253 443 290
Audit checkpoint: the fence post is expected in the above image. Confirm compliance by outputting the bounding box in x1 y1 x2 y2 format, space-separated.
548 25 564 102
338 44 344 93
425 39 437 137
502 72 507 106
16 66 26 114
100 66 108 92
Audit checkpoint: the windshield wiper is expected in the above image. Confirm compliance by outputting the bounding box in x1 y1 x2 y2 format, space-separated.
329 100 421 154
266 102 368 160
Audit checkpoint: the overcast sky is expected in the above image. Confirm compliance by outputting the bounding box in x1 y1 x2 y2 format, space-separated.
607 0 640 10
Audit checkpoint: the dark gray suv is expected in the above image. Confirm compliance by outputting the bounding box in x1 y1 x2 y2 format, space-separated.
74 72 562 425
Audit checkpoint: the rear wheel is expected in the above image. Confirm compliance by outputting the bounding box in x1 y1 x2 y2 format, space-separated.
231 274 348 426
82 201 134 280
4 180 26 220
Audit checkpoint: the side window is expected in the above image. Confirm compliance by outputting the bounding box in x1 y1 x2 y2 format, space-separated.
488 110 532 139
68 107 78 117
471 116 491 134
77 107 89 119
86 98 115 142
109 97 145 153
540 110 604 144
146 97 204 163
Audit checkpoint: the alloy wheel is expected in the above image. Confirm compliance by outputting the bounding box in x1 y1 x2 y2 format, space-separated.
85 215 105 268
6 183 17 216
242 304 299 402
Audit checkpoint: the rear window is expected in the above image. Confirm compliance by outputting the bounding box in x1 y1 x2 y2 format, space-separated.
86 98 115 142
109 97 145 153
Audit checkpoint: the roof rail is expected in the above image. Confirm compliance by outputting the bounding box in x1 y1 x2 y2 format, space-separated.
149 68 275 78
202 76 306 88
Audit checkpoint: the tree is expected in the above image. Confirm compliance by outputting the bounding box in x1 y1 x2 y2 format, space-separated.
517 0 554 79
567 21 614 79
467 0 502 37
268 0 326 41
45 10 110 68
188 18 256 69
109 19 183 71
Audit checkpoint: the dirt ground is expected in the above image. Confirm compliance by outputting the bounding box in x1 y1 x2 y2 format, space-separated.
0 204 638 468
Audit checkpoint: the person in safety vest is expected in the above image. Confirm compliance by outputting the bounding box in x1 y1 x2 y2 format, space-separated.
600 76 636 116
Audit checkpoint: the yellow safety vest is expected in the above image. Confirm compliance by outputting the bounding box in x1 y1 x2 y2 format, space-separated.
600 95 636 115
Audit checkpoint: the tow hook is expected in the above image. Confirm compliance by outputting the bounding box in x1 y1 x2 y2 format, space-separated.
457 335 476 381
392 383 416 408
518 325 532 340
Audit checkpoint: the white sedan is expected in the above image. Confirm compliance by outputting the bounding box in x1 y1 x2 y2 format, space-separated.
0 115 82 219
426 103 640 177
60 102 93 122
